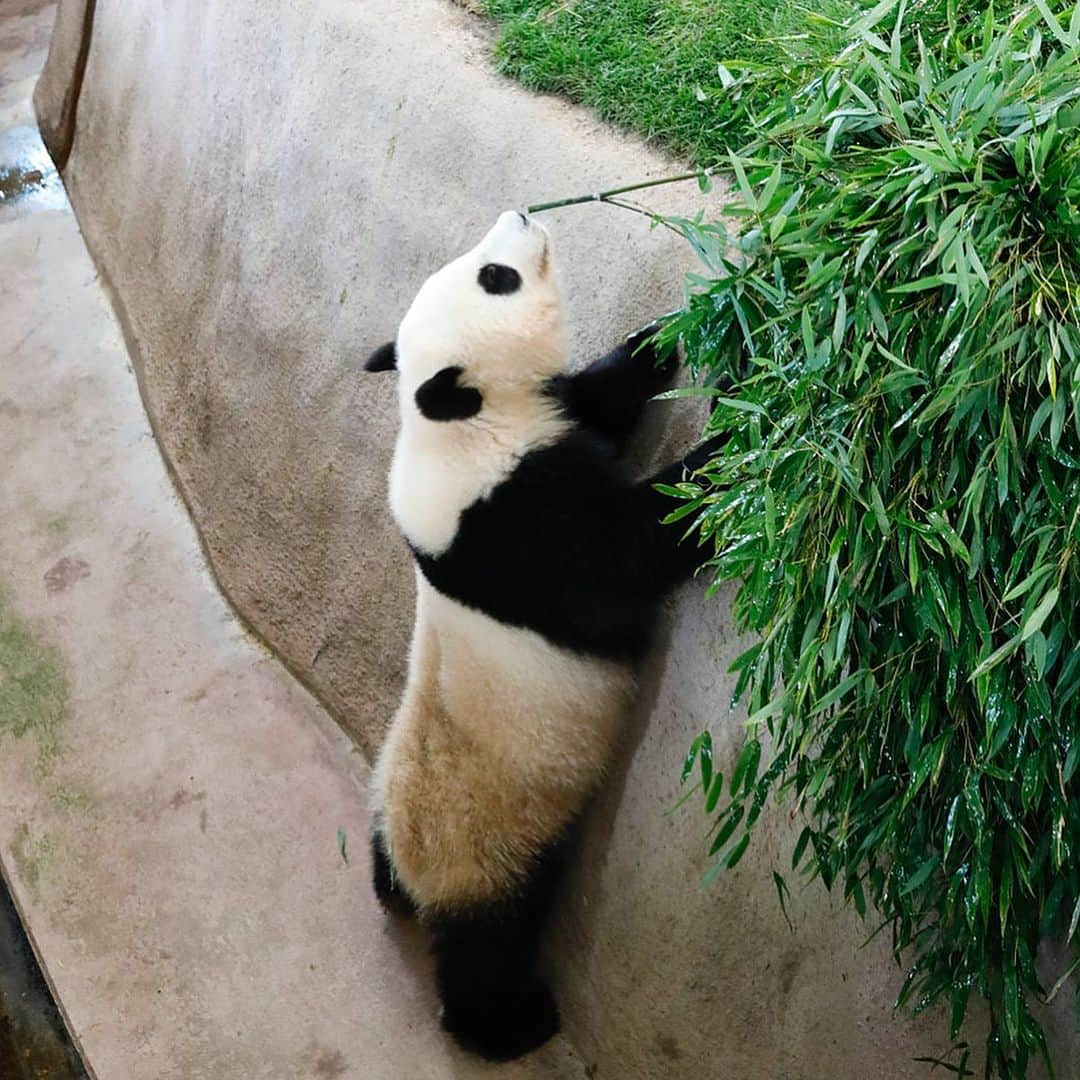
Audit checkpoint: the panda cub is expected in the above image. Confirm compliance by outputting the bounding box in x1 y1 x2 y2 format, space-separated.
364 210 717 1062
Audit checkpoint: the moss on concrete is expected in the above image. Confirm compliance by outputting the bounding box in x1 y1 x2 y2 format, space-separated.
48 786 98 816
41 513 73 541
10 824 59 900
0 586 68 769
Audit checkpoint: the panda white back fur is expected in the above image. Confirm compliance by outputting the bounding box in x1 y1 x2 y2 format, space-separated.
364 211 718 1062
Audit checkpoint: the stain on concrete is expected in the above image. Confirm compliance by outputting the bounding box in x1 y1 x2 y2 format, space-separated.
0 161 44 200
168 787 205 812
307 1043 348 1078
134 787 206 824
0 398 19 417
0 586 68 768
655 1033 682 1060
43 557 90 594
777 948 803 1000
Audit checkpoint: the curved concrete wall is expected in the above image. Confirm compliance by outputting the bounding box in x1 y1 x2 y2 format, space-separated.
37 1 1076 1076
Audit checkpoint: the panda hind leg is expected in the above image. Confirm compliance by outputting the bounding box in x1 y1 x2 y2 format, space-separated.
431 901 559 1061
370 828 417 918
431 845 566 1061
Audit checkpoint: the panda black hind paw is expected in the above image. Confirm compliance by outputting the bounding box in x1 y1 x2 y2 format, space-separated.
442 980 560 1062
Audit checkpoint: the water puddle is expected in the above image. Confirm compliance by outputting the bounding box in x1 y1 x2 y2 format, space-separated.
0 125 67 216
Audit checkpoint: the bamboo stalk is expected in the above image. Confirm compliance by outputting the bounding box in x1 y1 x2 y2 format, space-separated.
526 167 719 214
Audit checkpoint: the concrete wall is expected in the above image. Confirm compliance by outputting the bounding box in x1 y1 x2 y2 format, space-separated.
36 1 1077 1076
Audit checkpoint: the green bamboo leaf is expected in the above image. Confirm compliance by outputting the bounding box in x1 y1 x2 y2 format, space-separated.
943 795 962 863
801 305 816 362
704 770 726 813
809 669 868 715
725 832 752 869
900 855 938 896
699 730 714 793
680 733 705 784
969 637 1020 680
889 273 959 294
729 153 758 211
869 483 891 537
832 289 848 354
715 397 768 415
1001 565 1054 603
708 804 745 856
792 826 813 870
731 738 762 796
854 229 880 275
1032 0 1077 47
1021 587 1059 641
773 871 794 930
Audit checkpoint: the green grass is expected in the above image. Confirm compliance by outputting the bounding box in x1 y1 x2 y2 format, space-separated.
483 0 864 162
0 586 68 769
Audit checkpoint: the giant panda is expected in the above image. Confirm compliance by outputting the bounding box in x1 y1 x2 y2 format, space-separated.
363 210 718 1062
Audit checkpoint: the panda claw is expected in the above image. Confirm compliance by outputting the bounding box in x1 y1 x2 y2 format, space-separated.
371 830 417 917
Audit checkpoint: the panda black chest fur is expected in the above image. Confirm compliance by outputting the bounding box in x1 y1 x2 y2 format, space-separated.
408 426 669 665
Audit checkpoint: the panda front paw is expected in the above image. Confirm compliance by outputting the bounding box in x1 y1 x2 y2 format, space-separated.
682 432 727 473
442 980 560 1062
627 321 679 387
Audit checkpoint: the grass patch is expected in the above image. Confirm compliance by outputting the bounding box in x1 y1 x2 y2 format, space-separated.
0 587 68 770
483 0 864 161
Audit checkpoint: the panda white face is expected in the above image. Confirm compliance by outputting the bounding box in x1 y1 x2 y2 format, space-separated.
367 211 568 425
368 212 573 557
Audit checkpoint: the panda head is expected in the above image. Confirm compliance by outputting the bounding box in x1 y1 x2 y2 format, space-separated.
364 211 567 425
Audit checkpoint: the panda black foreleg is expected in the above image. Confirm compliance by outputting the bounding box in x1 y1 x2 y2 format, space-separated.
552 323 677 454
430 848 565 1061
370 827 417 918
637 433 726 592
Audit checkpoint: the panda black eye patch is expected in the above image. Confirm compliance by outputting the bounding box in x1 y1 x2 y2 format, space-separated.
415 366 483 422
477 263 522 296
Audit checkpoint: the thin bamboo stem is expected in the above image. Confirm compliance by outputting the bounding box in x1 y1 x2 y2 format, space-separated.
526 167 719 214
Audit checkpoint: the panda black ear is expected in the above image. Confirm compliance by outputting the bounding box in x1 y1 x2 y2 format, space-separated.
415 366 482 422
364 341 397 372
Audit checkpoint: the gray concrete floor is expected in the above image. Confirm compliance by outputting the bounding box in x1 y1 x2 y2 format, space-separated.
0 4 584 1077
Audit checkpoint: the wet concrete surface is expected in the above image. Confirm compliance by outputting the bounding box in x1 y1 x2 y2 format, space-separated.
0 124 63 209
2 5 87 1076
